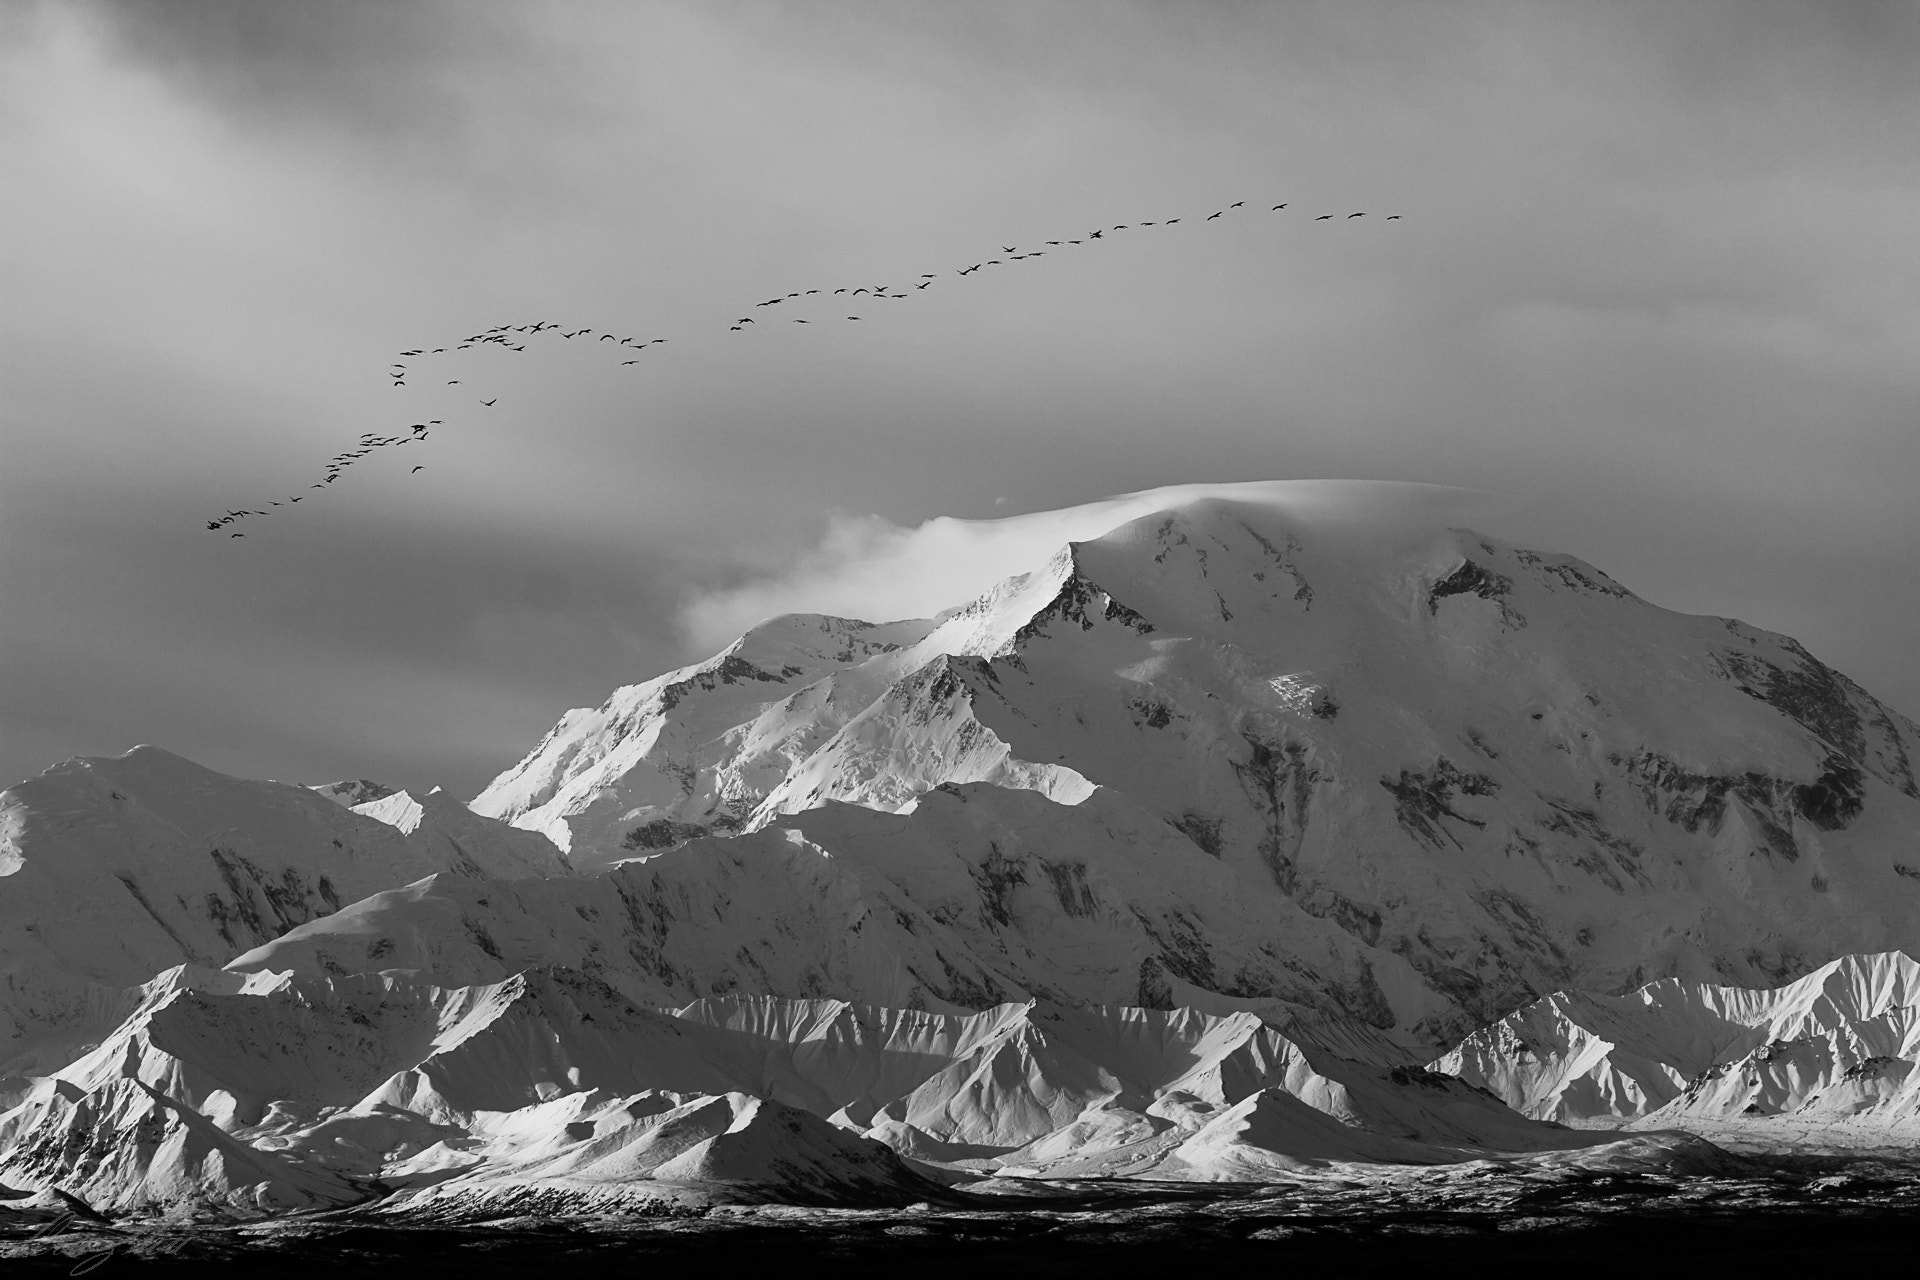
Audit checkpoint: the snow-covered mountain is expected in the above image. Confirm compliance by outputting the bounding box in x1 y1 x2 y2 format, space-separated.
469 494 1920 1043
4 486 1920 1212
1433 950 1920 1127
0 965 1633 1213
0 748 569 1077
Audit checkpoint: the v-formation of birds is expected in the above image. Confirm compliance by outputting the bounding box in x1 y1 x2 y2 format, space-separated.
209 199 1401 535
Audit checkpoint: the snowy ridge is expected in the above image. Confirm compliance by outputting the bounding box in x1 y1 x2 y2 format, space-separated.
1433 950 1920 1126
0 966 1633 1214
308 779 398 808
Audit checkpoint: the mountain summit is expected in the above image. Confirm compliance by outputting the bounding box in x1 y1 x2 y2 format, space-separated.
455 494 1920 1044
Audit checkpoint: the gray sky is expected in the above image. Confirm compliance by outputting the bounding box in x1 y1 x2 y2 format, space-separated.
4 0 1916 797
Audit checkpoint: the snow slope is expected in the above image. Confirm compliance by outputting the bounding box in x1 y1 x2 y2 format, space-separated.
226 781 1442 1048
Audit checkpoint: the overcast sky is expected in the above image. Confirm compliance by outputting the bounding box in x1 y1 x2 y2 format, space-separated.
4 1 1916 798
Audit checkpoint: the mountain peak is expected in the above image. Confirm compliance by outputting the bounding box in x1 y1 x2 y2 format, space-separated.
453 491 1920 1038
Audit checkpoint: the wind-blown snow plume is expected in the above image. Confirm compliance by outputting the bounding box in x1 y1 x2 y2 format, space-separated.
680 480 1505 649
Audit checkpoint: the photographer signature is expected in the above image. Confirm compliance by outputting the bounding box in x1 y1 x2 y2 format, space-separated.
26 1210 187 1275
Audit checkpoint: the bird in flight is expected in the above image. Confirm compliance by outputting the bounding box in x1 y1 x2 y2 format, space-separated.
226 186 1406 533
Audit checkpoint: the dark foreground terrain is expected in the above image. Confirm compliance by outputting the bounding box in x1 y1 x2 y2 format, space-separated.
6 1157 1918 1279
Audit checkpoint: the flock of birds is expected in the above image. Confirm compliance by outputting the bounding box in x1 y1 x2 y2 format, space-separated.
210 199 1400 535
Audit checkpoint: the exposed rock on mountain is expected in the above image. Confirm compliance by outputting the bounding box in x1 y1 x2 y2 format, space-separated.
309 779 398 808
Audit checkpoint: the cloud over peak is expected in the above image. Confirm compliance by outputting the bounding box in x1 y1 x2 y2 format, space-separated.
680 479 1497 647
